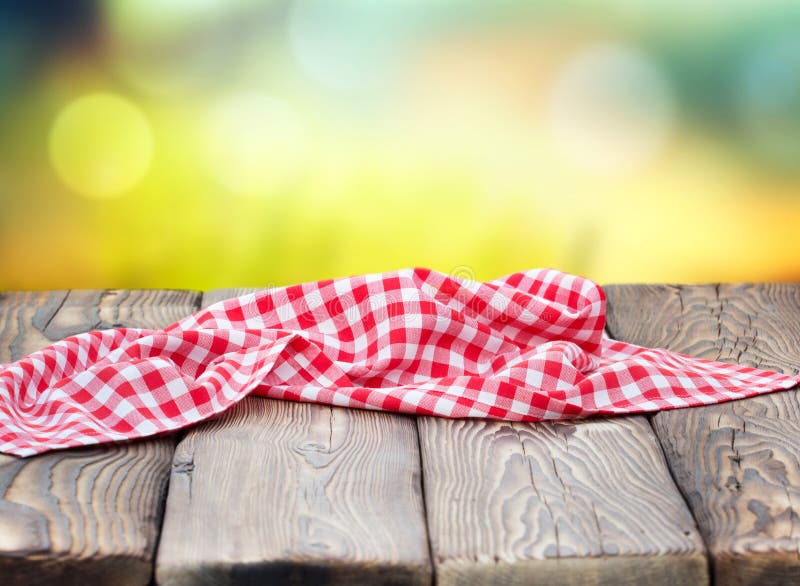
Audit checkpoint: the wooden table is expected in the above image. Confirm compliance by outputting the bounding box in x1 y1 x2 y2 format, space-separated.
1 284 800 585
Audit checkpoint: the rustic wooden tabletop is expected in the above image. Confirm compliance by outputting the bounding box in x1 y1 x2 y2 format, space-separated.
1 284 799 585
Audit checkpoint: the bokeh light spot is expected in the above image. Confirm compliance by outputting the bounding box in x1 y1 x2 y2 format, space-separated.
288 0 409 92
547 43 676 175
202 92 308 198
49 93 154 199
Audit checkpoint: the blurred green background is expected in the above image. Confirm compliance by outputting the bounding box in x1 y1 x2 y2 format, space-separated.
1 0 799 290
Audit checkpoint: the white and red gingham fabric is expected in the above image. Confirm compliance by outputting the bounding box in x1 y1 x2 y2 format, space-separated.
1 268 798 457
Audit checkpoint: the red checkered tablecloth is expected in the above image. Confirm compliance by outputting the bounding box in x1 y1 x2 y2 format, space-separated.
1 268 797 457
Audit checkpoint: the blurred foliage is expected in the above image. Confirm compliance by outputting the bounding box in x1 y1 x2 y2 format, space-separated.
0 0 799 289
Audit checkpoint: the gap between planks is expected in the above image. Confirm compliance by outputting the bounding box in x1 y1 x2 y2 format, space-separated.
0 289 201 586
605 283 800 585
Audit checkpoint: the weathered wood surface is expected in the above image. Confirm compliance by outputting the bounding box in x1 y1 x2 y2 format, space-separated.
605 284 800 585
155 289 431 586
0 289 200 585
6 283 798 585
418 414 707 585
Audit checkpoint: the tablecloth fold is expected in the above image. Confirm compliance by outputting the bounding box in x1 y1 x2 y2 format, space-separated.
1 268 797 456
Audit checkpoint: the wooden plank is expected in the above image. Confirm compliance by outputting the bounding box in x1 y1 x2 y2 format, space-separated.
605 283 800 585
155 289 431 586
418 414 708 585
0 289 200 585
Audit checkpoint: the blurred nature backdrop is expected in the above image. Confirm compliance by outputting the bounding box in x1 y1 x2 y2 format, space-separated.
1 0 799 289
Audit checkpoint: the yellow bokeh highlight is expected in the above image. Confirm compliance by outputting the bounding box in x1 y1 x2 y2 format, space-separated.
49 93 153 199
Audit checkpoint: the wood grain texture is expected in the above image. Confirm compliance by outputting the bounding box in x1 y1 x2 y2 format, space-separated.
0 289 200 585
155 289 431 586
418 415 708 585
605 283 800 585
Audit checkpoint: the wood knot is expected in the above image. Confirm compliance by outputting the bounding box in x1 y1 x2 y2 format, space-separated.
172 456 195 475
725 475 742 492
298 442 327 453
